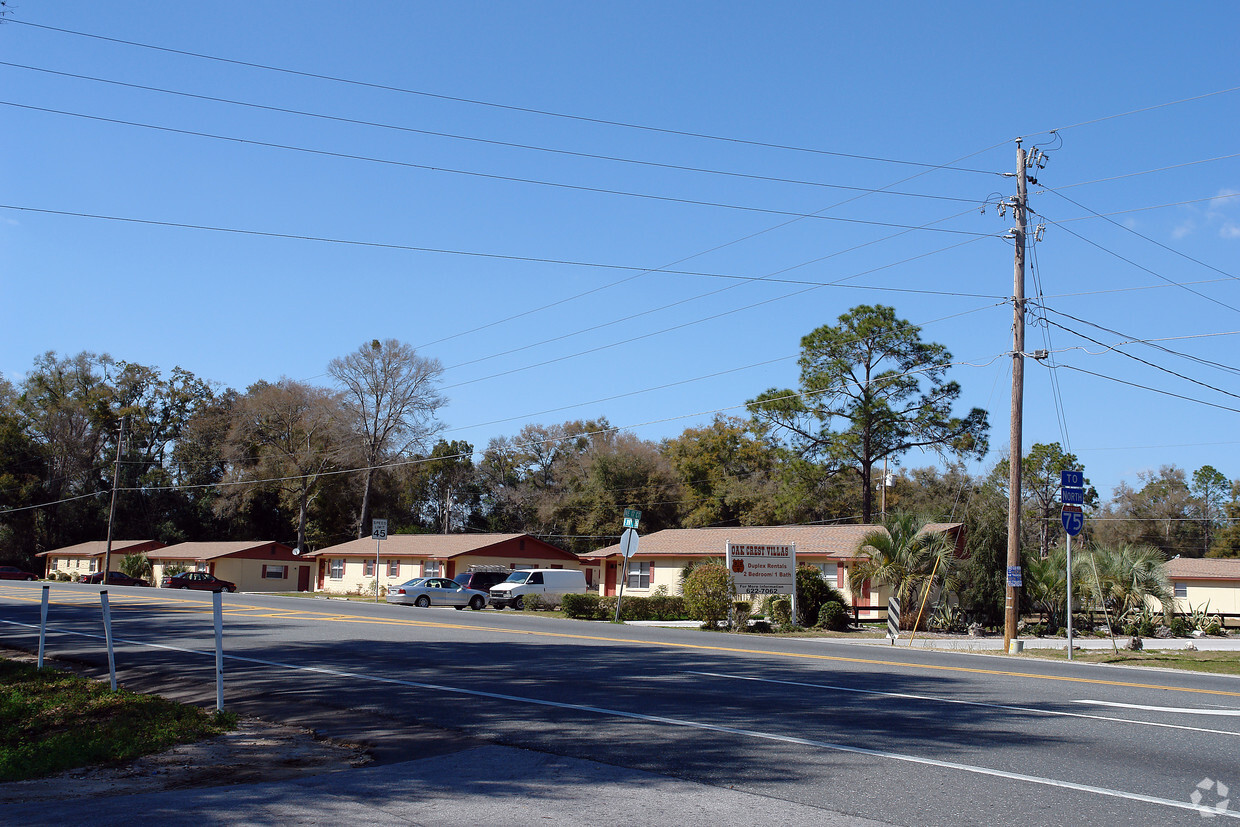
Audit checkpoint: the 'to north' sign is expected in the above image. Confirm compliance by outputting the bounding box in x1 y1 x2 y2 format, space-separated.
726 543 796 595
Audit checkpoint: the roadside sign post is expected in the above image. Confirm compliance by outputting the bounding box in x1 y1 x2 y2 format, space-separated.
1060 470 1086 662
38 585 49 669
372 519 388 603
614 527 640 623
213 591 225 712
887 597 900 643
99 590 117 691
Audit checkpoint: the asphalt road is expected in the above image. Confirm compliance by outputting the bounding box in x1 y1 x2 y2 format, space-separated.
3 582 1239 825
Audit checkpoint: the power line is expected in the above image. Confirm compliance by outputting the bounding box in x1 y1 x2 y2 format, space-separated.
4 19 1000 175
0 61 990 207
1048 152 1240 191
1038 215 1240 315
1047 85 1240 132
1054 364 1240 414
1041 316 1240 403
1039 305 1240 378
1040 186 1239 284
2 101 1002 236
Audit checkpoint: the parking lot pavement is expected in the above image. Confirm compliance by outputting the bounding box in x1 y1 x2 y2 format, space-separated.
6 744 895 827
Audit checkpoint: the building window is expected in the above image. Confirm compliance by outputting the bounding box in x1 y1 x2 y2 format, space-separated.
424 560 441 577
387 560 400 577
627 562 651 589
815 562 838 582
1174 583 1187 599
330 559 345 579
263 565 288 579
364 559 375 577
196 561 209 572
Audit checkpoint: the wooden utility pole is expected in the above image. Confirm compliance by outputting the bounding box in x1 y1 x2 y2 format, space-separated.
1003 141 1028 653
102 415 127 583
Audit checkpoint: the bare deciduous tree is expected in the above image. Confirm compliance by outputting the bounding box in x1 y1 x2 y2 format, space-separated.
329 339 445 537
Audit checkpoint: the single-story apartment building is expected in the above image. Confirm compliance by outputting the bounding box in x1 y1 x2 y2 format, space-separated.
37 540 167 579
1164 557 1240 614
306 533 583 595
151 541 307 592
581 523 965 617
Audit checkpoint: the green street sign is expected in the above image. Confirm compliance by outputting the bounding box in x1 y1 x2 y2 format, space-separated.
623 508 641 529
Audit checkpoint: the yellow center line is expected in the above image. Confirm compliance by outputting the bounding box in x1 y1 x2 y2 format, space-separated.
4 589 1239 699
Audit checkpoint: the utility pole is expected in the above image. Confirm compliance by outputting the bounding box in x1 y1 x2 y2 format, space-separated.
1003 141 1028 653
102 415 127 583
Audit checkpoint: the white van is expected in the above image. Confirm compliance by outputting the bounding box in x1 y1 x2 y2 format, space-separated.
489 569 587 610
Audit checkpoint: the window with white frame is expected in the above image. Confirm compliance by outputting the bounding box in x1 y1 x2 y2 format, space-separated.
88 559 98 572
387 559 400 577
626 561 651 589
815 562 838 582
263 565 288 579
364 559 375 577
1174 583 1187 599
330 559 345 579
423 560 441 577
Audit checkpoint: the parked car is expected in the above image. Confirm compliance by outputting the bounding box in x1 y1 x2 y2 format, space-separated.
453 570 511 594
0 565 38 581
387 577 488 610
489 569 587 610
162 571 236 592
83 571 149 587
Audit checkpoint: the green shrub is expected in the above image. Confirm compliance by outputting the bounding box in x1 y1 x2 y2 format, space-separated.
748 620 772 633
523 593 547 611
817 602 849 631
683 563 733 629
597 596 618 620
562 593 600 619
795 566 845 626
769 597 792 628
1168 616 1192 637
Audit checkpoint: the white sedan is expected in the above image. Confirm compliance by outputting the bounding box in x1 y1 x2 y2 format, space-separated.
386 577 489 610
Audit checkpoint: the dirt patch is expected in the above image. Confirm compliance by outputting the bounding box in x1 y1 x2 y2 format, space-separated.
0 649 371 802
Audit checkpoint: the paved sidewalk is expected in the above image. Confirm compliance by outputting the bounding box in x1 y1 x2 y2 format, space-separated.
5 744 894 827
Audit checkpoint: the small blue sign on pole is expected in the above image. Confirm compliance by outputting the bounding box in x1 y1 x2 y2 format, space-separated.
1006 566 1023 588
1060 470 1084 488
1060 487 1084 505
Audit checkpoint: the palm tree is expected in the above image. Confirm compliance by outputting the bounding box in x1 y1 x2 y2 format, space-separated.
849 512 957 629
1081 544 1173 620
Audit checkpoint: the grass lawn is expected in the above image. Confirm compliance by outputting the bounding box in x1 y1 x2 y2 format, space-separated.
0 658 235 783
1027 648 1240 676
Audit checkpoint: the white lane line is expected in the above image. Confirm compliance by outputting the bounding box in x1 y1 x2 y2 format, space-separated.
1074 700 1240 716
3 619 1236 819
683 670 1240 738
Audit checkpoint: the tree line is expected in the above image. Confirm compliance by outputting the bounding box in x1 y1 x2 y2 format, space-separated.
2 305 1235 589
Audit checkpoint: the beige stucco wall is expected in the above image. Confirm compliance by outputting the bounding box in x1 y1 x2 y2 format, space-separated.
1171 582 1240 614
45 556 100 579
315 554 586 595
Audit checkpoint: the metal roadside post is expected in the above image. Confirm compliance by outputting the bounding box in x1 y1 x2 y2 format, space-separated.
38 585 49 669
100 590 117 691
615 509 640 623
213 590 225 712
372 518 388 603
1060 470 1086 661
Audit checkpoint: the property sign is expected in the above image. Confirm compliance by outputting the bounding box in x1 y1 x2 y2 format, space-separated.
623 508 641 529
371 519 388 541
726 543 796 595
1006 566 1023 588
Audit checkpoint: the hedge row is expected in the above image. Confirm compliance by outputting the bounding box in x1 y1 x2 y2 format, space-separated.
562 593 690 621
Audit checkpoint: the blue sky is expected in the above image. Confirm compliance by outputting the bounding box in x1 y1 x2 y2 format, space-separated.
2 2 1238 505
